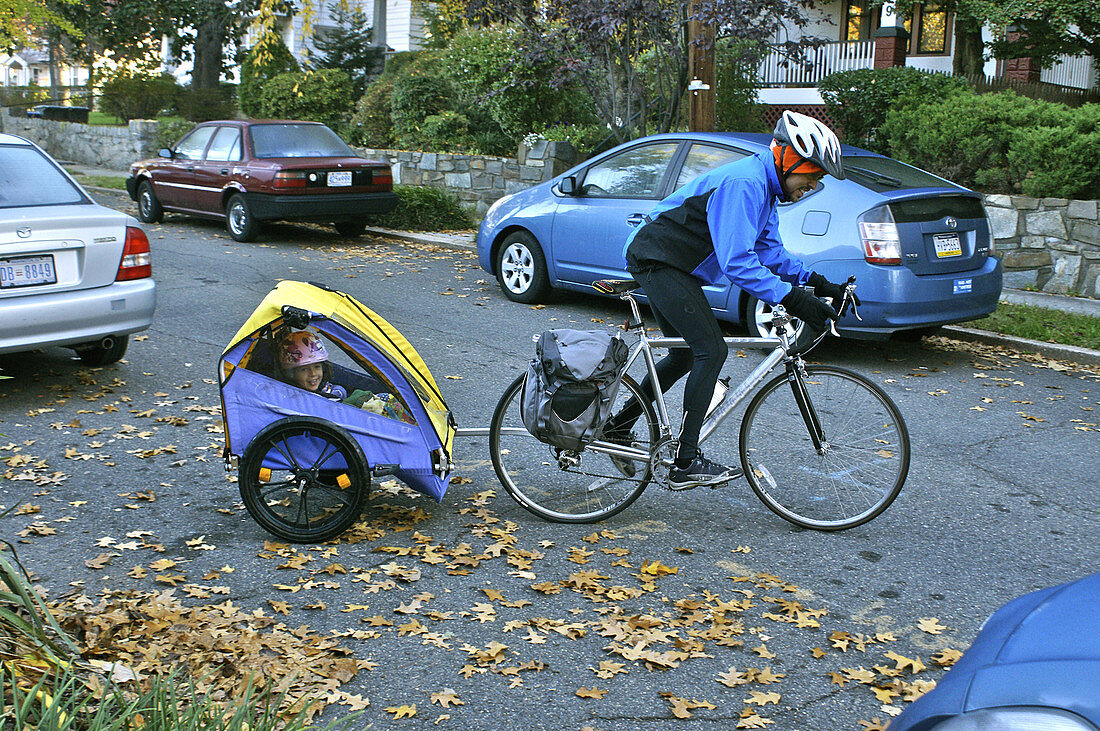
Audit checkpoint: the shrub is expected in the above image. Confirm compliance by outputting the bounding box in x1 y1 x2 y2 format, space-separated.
819 67 968 151
441 27 596 143
239 36 300 117
257 69 355 129
878 89 1076 194
530 123 607 156
364 185 472 230
154 118 196 151
390 73 459 149
98 72 180 122
715 40 767 133
175 84 237 122
345 77 396 148
1007 103 1100 199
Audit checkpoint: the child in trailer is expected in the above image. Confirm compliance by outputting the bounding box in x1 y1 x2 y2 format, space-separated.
277 331 348 400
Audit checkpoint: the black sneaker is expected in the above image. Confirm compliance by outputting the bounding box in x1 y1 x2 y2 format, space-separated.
602 428 638 479
668 452 742 489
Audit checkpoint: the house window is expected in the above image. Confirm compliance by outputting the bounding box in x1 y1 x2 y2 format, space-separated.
911 3 950 55
843 0 877 42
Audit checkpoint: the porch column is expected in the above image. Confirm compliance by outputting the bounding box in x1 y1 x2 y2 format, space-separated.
872 1 909 69
1003 25 1041 83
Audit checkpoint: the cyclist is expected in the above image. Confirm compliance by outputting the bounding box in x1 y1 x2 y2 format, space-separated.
605 111 859 489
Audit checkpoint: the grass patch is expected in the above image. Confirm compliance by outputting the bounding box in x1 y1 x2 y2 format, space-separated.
65 168 129 191
86 111 125 126
964 301 1100 350
364 185 473 231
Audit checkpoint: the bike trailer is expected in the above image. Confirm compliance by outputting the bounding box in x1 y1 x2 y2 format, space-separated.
219 280 456 501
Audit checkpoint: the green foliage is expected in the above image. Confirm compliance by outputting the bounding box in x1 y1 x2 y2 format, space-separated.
345 78 396 148
364 185 472 230
175 84 237 122
441 27 597 143
0 85 49 112
310 1 384 97
390 73 460 149
155 119 197 151
715 40 767 133
1007 104 1100 199
819 67 968 151
878 89 1099 196
531 123 607 156
257 69 355 129
239 35 300 117
98 72 181 123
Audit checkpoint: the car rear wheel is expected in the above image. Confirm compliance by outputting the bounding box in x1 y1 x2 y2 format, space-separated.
334 220 367 237
74 335 129 366
136 180 163 224
226 194 259 242
745 295 805 340
496 231 551 304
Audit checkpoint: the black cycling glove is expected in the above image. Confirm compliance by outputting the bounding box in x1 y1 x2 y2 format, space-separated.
808 272 861 307
781 286 837 332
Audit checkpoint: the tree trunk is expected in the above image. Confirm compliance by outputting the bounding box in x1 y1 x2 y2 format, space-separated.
48 32 61 101
953 17 986 78
192 19 225 90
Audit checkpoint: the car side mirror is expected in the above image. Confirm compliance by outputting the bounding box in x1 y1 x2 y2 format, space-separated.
158 148 174 159
559 176 578 195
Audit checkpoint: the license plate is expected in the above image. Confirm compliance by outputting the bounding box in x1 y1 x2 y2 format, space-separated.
933 233 962 258
0 255 57 289
327 171 352 187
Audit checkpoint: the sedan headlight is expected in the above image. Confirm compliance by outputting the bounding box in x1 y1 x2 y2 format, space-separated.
932 707 1097 730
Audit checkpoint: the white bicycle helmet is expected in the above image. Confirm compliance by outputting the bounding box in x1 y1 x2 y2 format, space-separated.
772 110 845 180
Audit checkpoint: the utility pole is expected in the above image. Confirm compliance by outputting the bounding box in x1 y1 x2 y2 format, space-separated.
687 1 716 132
373 0 387 49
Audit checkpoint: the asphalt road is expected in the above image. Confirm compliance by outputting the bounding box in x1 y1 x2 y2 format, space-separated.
2 190 1098 730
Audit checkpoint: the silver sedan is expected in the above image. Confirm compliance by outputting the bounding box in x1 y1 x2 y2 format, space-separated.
0 133 156 366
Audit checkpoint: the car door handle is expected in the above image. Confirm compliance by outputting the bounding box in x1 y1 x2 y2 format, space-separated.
626 213 647 227
220 169 229 175
186 166 194 172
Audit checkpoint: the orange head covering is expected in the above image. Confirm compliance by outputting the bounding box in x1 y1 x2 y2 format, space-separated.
772 141 825 177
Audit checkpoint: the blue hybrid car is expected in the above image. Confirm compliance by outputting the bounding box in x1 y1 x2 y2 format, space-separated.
476 133 1002 340
889 571 1100 730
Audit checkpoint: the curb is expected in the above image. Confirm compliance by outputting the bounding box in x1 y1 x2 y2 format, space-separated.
365 227 476 251
941 325 1100 366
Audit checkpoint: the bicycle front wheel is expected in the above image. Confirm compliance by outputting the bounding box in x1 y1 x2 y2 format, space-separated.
489 373 658 523
739 365 909 530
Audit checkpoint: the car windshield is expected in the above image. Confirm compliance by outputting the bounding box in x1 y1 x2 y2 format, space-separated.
842 155 961 192
249 124 356 159
0 145 86 208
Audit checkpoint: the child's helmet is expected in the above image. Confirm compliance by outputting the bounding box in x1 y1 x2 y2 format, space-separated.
772 110 845 180
279 331 329 368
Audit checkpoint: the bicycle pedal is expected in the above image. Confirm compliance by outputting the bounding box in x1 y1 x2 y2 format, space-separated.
707 468 744 489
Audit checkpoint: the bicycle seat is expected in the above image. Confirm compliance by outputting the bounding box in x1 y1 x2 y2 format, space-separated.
593 279 641 295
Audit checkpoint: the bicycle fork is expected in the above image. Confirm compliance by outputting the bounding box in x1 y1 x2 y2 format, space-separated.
786 361 828 454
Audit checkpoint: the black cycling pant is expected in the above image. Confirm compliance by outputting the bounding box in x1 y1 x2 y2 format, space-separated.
608 264 726 459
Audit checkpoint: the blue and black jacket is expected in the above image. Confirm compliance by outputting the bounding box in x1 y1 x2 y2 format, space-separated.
623 150 810 305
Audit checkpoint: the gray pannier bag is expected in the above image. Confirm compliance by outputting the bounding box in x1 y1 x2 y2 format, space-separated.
520 329 629 451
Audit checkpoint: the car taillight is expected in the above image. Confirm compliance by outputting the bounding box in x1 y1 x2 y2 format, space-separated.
273 171 308 189
373 168 393 186
117 226 152 281
858 206 901 265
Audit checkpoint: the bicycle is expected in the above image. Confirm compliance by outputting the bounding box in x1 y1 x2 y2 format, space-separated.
489 278 910 530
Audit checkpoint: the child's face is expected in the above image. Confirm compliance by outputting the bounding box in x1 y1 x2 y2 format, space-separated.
290 363 324 391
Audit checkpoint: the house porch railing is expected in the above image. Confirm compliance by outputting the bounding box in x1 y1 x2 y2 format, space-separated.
758 41 876 87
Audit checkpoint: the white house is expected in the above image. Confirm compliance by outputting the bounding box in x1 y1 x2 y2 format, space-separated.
0 49 91 88
757 0 1096 108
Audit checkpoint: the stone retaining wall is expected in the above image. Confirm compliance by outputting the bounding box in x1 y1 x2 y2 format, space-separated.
353 140 577 216
984 194 1100 298
0 114 158 168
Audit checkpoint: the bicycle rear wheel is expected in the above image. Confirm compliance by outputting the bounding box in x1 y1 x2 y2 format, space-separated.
490 373 658 523
739 365 909 530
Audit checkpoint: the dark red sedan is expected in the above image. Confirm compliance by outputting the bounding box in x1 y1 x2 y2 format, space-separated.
126 120 398 242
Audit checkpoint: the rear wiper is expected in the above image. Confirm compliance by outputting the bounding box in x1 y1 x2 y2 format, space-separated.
847 166 903 188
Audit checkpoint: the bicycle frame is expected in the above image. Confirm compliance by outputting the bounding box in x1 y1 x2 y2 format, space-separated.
586 289 833 469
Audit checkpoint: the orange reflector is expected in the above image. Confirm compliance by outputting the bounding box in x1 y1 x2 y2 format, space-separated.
336 473 351 489
258 468 271 482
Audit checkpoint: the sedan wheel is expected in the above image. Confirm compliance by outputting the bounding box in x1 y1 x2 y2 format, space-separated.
137 180 163 224
746 295 805 340
496 231 551 304
226 194 258 242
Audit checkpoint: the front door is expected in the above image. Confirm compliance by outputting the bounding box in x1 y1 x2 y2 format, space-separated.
191 126 243 215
